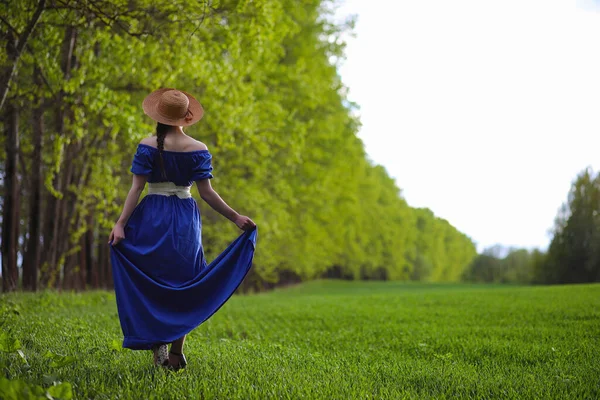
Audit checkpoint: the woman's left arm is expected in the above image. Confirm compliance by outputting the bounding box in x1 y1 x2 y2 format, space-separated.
109 174 148 245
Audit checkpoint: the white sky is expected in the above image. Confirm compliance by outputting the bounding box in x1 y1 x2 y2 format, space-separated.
334 0 600 251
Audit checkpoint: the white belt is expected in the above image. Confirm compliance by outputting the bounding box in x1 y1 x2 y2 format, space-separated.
147 182 192 199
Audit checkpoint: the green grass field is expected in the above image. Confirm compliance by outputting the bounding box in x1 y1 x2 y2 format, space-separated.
1 281 599 399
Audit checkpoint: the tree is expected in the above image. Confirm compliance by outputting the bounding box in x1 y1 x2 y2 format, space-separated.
1 0 477 292
541 168 600 284
462 246 538 284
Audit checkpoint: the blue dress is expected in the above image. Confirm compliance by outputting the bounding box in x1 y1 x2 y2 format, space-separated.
110 144 257 350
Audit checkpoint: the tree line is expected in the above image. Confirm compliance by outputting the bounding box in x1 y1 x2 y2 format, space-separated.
0 0 478 292
463 167 600 285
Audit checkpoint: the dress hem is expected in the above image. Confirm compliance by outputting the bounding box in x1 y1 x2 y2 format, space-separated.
115 227 257 351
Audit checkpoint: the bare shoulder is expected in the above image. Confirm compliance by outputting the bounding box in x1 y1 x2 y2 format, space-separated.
186 139 208 151
140 136 157 148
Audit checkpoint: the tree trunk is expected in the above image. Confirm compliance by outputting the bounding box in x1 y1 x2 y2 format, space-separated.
72 148 93 291
39 26 78 288
22 68 45 291
56 143 78 290
39 187 57 287
86 214 97 288
1 102 20 292
97 237 105 288
106 241 114 289
0 0 46 112
98 237 112 289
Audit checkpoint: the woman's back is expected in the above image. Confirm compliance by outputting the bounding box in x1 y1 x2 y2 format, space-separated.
140 134 208 153
132 138 213 187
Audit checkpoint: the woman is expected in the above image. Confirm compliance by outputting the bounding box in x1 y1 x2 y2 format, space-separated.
109 88 257 370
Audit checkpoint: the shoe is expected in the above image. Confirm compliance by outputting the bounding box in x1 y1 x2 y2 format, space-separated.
152 344 169 366
167 351 187 371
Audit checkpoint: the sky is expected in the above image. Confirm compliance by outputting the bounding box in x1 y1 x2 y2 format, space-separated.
333 0 600 252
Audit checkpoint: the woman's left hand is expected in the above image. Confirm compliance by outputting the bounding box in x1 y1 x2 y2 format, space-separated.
109 223 126 246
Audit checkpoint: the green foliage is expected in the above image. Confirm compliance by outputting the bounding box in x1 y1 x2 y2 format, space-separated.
463 245 545 284
464 167 600 286
411 208 477 282
0 331 22 353
1 283 599 398
540 167 600 284
47 382 73 400
43 351 76 368
0 378 72 400
2 0 476 290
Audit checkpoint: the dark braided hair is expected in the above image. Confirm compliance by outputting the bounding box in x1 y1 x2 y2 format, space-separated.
156 122 171 180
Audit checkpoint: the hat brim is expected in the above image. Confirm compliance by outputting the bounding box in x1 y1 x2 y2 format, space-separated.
142 88 204 127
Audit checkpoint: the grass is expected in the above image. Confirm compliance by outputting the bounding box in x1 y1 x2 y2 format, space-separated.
1 280 599 399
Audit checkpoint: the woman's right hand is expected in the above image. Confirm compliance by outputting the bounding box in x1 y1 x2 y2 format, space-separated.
234 215 256 231
109 223 126 246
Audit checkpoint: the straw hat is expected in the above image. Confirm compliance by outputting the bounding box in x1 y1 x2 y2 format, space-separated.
142 88 204 126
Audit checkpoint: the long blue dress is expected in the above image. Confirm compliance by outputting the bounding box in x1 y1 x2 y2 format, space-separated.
110 144 257 350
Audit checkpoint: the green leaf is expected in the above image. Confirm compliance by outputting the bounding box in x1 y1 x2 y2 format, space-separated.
51 356 76 368
47 382 73 400
0 332 21 352
0 377 47 400
44 351 76 368
108 339 123 352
